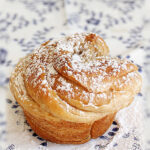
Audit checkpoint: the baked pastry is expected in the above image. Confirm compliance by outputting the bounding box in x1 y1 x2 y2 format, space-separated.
9 33 142 144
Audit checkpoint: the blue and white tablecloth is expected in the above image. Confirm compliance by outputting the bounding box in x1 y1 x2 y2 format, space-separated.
0 0 150 150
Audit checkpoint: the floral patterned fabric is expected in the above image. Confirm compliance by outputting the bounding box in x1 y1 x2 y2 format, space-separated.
0 0 149 149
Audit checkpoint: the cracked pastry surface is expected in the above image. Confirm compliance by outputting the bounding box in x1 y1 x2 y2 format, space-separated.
9 33 142 144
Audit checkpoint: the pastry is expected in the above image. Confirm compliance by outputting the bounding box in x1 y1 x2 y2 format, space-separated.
9 33 142 144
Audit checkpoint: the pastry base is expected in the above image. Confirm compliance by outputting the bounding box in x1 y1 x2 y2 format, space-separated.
24 110 116 144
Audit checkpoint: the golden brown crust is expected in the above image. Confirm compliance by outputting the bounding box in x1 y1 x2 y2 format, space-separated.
24 110 115 144
24 110 91 144
9 33 142 144
91 113 116 139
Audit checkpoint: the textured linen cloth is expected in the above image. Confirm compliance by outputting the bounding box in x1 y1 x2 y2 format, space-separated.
0 0 149 150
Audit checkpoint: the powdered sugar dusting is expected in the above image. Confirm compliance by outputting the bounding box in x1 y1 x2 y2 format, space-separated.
55 33 88 53
14 33 139 111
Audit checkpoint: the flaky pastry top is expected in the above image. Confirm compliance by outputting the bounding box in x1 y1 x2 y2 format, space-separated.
10 33 142 123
